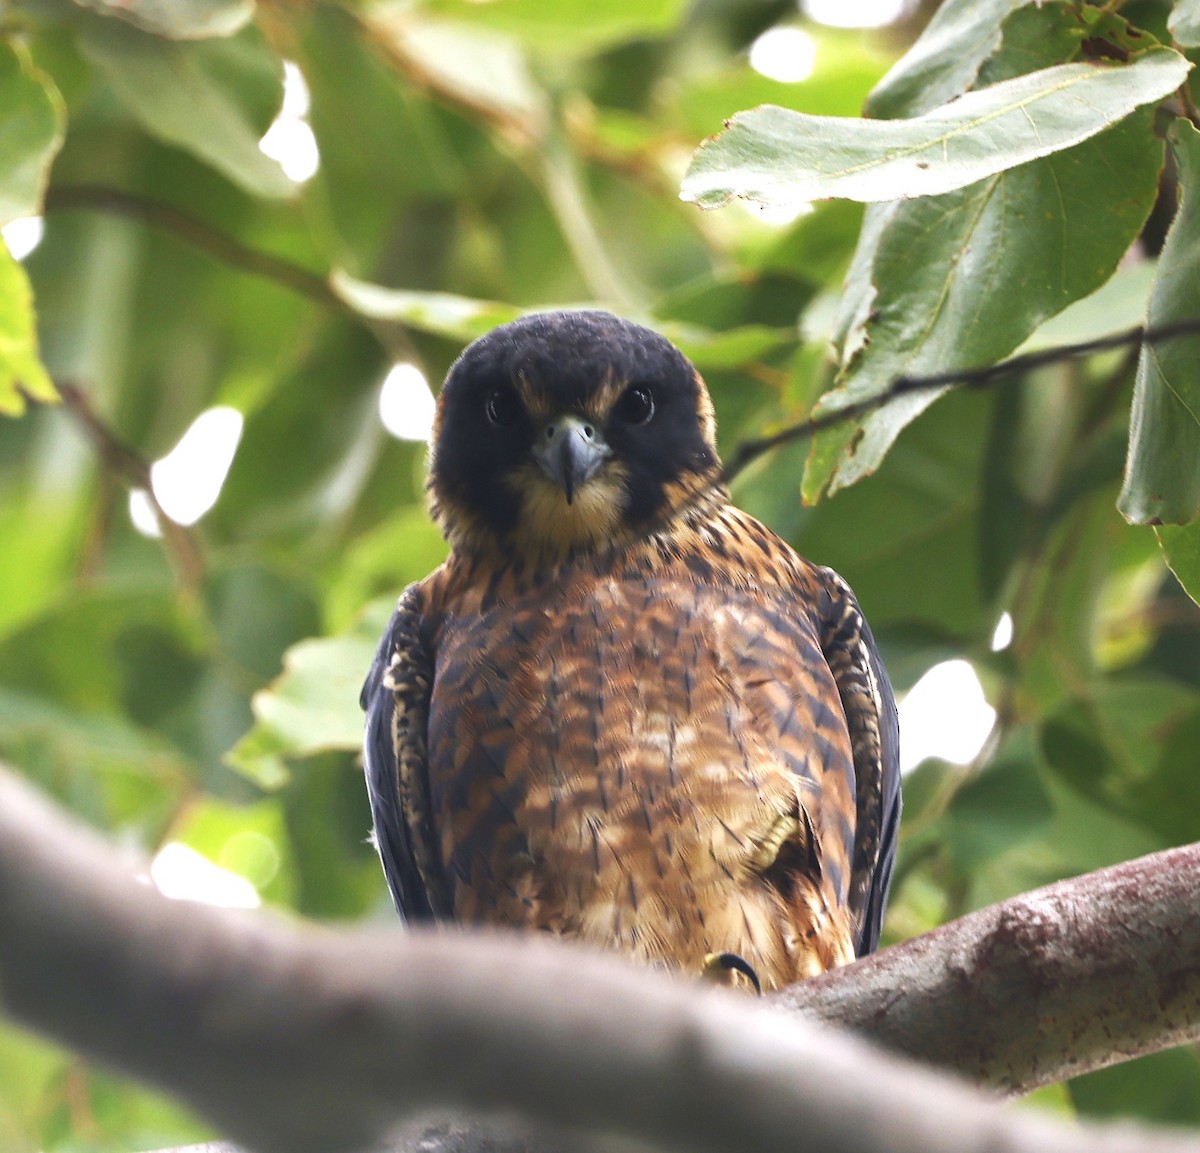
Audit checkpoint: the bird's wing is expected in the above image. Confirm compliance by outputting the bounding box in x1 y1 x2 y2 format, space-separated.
360 583 452 921
816 568 901 956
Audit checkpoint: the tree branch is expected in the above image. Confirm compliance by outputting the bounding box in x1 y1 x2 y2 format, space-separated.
775 842 1200 1092
2 765 1200 1153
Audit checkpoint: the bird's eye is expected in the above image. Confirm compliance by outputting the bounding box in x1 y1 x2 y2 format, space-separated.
614 384 655 426
485 386 522 427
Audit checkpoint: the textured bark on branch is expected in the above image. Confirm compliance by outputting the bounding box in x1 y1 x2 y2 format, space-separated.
777 841 1200 1091
1 765 1199 1153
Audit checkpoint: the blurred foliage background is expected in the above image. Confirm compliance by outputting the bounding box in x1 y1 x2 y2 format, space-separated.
2 0 1200 1148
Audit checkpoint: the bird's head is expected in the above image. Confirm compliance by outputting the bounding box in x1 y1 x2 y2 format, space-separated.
428 311 724 562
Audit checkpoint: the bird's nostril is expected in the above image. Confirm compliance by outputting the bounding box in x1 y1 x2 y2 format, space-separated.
582 424 595 439
544 425 556 440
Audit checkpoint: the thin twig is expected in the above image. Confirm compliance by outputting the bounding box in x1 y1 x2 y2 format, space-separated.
45 184 423 364
46 185 343 312
721 317 1200 482
55 381 205 591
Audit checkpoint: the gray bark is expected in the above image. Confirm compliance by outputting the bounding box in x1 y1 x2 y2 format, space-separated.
1 765 1198 1153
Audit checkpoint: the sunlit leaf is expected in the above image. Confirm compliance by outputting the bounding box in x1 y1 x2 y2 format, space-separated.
658 321 793 370
72 0 255 39
1170 0 1200 48
331 270 523 343
75 15 292 199
0 39 65 226
167 795 296 905
420 0 687 50
0 245 57 415
681 49 1187 209
674 27 891 136
369 13 546 127
225 619 384 787
1119 119 1200 526
0 1025 71 1153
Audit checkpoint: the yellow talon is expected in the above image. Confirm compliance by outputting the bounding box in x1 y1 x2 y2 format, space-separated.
701 951 763 995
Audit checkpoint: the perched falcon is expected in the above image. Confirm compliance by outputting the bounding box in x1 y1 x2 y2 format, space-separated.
361 310 900 993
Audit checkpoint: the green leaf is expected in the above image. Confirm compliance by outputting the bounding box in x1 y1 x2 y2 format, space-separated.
168 795 296 906
252 635 374 750
961 772 1163 912
941 729 1054 870
865 0 1018 118
1119 119 1200 526
418 0 687 51
794 388 992 639
681 49 1188 209
673 27 892 138
331 270 523 345
373 16 546 127
1041 676 1200 846
225 617 385 787
802 108 1163 498
1012 493 1119 710
73 0 255 39
1016 259 1156 352
1072 1047 1200 1126
1157 521 1200 605
0 1025 67 1151
324 508 448 632
0 245 57 415
1170 0 1200 48
75 15 293 199
0 688 192 835
657 321 793 371
0 39 65 226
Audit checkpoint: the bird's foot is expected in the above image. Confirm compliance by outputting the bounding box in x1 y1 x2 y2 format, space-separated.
701 951 762 995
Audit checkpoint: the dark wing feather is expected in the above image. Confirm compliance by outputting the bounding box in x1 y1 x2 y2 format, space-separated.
816 568 901 956
360 583 452 922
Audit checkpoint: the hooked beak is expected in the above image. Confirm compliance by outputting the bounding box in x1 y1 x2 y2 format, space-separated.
532 415 611 504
